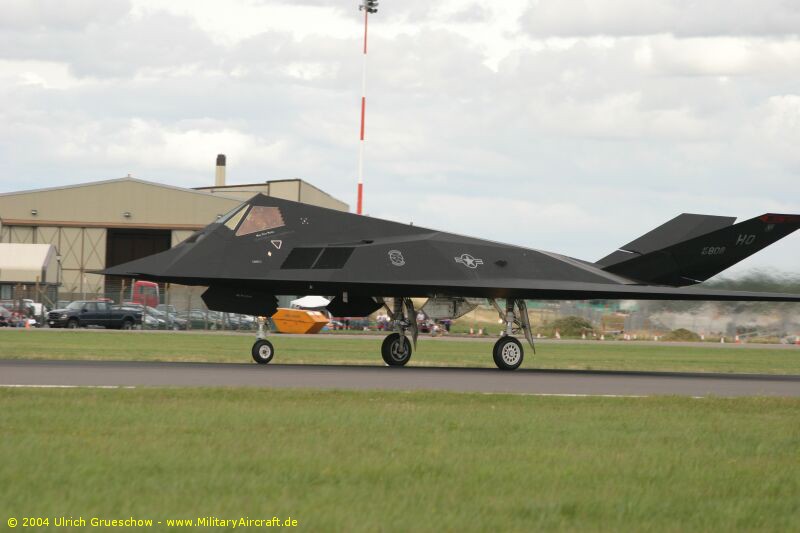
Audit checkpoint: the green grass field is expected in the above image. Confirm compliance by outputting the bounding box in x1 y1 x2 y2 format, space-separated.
1 329 799 374
1 388 799 532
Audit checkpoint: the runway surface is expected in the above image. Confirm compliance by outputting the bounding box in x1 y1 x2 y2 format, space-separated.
2 360 799 397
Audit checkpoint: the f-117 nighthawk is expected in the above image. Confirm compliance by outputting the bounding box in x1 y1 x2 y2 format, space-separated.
102 195 800 370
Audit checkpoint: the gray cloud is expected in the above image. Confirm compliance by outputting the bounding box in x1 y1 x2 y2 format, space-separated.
521 0 800 37
0 10 216 77
0 0 132 30
449 3 492 23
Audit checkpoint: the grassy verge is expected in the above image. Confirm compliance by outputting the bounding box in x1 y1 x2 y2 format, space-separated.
1 388 799 531
1 329 800 374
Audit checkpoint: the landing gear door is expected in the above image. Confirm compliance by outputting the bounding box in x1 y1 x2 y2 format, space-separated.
422 297 479 320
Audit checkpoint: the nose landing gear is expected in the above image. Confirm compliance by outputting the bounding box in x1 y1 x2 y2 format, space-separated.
251 316 275 364
252 339 275 364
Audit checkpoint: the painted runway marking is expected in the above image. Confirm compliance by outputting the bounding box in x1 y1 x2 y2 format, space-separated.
0 384 136 390
480 392 648 398
0 383 650 398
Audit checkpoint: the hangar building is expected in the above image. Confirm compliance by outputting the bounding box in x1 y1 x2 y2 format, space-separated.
0 172 347 303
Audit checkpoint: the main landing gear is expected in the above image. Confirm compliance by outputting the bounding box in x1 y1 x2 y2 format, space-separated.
379 297 418 366
493 336 523 371
382 333 412 366
489 298 535 371
251 317 275 364
376 297 533 371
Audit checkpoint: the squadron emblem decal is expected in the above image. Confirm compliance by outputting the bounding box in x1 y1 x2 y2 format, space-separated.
388 250 405 267
455 253 484 269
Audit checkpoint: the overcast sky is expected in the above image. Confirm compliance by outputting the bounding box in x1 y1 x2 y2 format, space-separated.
0 0 798 276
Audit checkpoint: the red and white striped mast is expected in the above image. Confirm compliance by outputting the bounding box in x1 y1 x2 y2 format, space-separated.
356 0 379 215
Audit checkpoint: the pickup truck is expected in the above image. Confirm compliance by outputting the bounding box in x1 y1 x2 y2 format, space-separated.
47 301 142 329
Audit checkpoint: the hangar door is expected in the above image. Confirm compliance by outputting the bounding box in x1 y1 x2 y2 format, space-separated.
105 229 171 296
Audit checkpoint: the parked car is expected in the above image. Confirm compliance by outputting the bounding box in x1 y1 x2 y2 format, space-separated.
145 306 187 330
155 305 190 329
0 299 36 318
141 312 162 329
156 304 178 315
1 305 19 327
330 317 372 330
47 301 142 329
223 312 256 331
206 311 228 329
115 303 164 329
235 314 257 330
219 312 255 331
177 309 219 330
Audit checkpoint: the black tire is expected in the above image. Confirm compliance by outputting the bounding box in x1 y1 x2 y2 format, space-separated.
493 336 524 371
121 319 134 330
67 319 79 329
252 339 275 364
381 333 412 366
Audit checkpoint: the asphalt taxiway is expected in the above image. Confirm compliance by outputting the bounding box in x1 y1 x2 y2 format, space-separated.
1 359 799 397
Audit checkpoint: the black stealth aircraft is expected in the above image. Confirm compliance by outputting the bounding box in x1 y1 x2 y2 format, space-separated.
102 195 800 370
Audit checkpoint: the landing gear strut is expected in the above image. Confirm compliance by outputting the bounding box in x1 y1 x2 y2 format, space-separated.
251 316 274 364
489 299 534 371
379 298 418 366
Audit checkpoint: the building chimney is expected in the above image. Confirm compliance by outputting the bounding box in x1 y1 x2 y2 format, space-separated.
215 154 226 187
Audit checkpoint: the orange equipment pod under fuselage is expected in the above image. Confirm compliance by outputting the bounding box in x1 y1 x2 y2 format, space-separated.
271 308 330 334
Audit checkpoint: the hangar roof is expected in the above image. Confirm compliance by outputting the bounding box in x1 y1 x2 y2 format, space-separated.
0 176 222 199
194 178 349 211
0 177 347 230
0 177 239 229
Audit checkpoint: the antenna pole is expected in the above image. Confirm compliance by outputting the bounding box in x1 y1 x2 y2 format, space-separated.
357 8 367 214
356 0 378 214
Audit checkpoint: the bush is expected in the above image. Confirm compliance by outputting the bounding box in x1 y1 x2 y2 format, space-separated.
541 316 594 338
662 328 702 342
